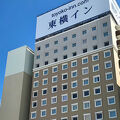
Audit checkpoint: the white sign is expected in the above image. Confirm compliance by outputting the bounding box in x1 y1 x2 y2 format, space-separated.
36 0 120 39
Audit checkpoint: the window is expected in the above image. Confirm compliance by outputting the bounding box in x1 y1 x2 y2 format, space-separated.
36 55 40 59
84 113 91 120
93 75 100 83
94 99 102 107
34 72 39 78
52 86 57 93
42 78 48 85
45 52 49 56
104 61 112 69
54 49 58 53
83 89 90 97
54 40 58 45
93 45 98 50
37 46 40 51
51 96 57 104
43 69 48 75
82 30 87 35
62 73 68 80
104 32 108 37
62 63 68 70
71 70 77 78
108 109 117 118
41 98 47 106
64 37 67 41
104 41 109 46
62 83 68 91
72 115 78 120
71 92 78 99
71 103 78 111
41 109 46 117
92 26 96 31
106 84 114 92
32 101 37 108
63 46 67 51
72 34 76 38
92 36 97 40
72 43 76 47
106 72 113 80
92 54 99 61
83 48 87 53
42 88 47 95
61 105 68 113
83 39 87 44
33 91 38 98
104 50 111 58
94 86 101 95
63 55 68 59
51 107 57 115
52 76 58 83
36 64 39 68
33 81 39 88
71 60 77 67
62 94 68 102
31 111 36 119
45 43 49 48
45 61 48 65
82 57 88 64
82 67 89 75
83 78 89 86
52 66 58 73
93 64 99 72
103 22 107 27
83 101 90 109
107 96 115 105
95 111 103 120
54 58 58 62
61 117 68 120
71 81 78 88
72 52 77 56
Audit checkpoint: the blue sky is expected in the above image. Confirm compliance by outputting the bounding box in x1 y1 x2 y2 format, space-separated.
0 0 120 102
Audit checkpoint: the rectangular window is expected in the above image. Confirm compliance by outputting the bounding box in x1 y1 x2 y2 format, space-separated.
33 91 38 98
83 48 87 53
45 52 49 56
32 101 37 108
104 50 111 58
71 60 77 67
36 55 40 59
51 107 57 115
71 103 78 111
71 81 78 88
104 61 112 69
42 78 48 85
82 67 89 75
52 76 58 83
37 46 40 51
94 99 102 107
54 58 58 62
106 72 113 80
84 113 91 120
103 22 107 27
72 34 76 38
62 63 68 70
83 78 89 86
41 109 46 117
43 69 48 75
54 49 58 53
36 64 39 68
54 40 58 45
104 41 109 46
94 86 101 95
62 73 68 80
62 94 68 102
83 89 90 97
83 101 90 109
72 52 77 56
92 26 96 31
106 84 114 92
34 71 39 78
52 66 58 73
95 111 103 120
41 98 47 106
93 75 100 83
92 36 97 40
61 117 68 120
82 57 88 64
92 54 99 61
62 83 68 91
63 46 67 51
72 115 78 120
51 96 57 104
44 61 48 65
42 88 47 95
71 70 77 78
104 32 108 37
83 39 87 44
64 37 67 41
52 86 57 93
33 81 39 88
82 30 87 35
108 109 117 118
45 43 49 48
71 92 78 99
93 45 98 50
93 64 99 72
72 43 76 47
63 55 68 59
31 111 36 119
107 96 115 105
61 105 68 113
